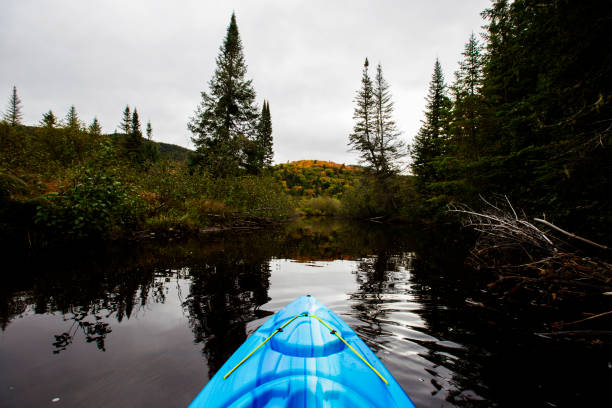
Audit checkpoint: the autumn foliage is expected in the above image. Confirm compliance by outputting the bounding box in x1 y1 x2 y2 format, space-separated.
272 160 361 198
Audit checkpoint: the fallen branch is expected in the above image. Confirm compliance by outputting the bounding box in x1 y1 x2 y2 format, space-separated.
534 218 610 251
449 196 612 314
535 330 612 338
555 310 612 327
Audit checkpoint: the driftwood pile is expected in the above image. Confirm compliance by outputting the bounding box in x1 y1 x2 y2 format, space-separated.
449 197 612 341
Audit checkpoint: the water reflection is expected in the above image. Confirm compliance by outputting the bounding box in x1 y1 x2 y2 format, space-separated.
0 219 609 407
184 254 272 376
350 252 414 350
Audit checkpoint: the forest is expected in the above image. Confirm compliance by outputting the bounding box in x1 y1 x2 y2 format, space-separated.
1 0 610 253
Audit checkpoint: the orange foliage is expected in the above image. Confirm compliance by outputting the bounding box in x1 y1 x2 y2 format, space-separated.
278 160 359 172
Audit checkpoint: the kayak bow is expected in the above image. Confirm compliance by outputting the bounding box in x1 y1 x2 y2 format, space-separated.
189 295 416 407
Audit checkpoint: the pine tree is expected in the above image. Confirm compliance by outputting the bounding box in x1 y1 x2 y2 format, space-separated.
124 109 144 164
451 33 484 155
131 110 142 139
64 105 82 131
373 63 404 176
411 59 452 184
258 100 273 167
89 117 102 136
188 12 259 177
349 58 379 172
119 105 132 135
40 110 57 128
146 121 152 140
3 86 23 126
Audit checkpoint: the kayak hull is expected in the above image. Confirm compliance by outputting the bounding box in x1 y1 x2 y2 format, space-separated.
189 296 416 407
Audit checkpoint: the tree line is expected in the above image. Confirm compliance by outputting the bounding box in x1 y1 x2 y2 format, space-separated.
347 0 611 241
1 1 609 244
1 88 159 167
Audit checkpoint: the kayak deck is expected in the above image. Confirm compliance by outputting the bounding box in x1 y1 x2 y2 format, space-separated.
189 296 416 407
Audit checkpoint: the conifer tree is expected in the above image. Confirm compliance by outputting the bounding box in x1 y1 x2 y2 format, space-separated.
89 117 102 136
411 59 452 184
124 109 144 164
3 86 23 126
373 63 404 176
349 59 404 177
188 12 259 177
131 110 142 139
64 105 82 131
119 105 132 135
146 121 152 140
477 0 612 236
40 110 57 128
349 58 378 172
451 33 484 155
258 100 273 167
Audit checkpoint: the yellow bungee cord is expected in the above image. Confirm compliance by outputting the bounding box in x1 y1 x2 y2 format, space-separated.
223 313 388 385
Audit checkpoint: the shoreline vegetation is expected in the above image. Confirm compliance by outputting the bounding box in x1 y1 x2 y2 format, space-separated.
1 1 610 333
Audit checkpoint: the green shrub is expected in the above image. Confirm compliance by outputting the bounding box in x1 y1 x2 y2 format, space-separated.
299 196 342 216
139 162 208 211
341 175 420 220
34 167 146 240
209 175 295 220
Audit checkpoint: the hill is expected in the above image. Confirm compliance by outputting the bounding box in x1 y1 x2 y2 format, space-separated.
108 133 193 162
157 141 193 162
272 160 361 198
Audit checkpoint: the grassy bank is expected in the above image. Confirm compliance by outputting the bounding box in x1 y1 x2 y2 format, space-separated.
0 123 295 247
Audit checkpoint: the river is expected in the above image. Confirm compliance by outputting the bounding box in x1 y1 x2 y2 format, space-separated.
0 218 609 407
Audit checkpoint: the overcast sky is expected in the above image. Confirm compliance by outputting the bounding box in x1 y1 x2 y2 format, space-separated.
1 0 490 165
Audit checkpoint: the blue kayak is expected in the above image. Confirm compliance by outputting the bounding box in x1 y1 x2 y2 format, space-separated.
189 295 416 407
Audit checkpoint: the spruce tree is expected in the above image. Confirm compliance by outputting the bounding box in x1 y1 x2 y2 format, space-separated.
89 117 102 136
40 110 57 128
411 59 452 185
146 121 152 140
373 63 404 176
3 86 23 126
349 58 378 172
188 12 259 177
119 105 132 135
64 105 82 131
124 109 144 164
258 100 273 167
451 33 484 155
131 110 142 139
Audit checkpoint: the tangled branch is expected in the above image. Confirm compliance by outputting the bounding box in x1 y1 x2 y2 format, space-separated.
448 196 612 309
448 195 558 264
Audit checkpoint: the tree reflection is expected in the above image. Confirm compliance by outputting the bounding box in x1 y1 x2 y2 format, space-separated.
0 245 173 353
183 247 272 377
350 251 414 350
52 313 112 353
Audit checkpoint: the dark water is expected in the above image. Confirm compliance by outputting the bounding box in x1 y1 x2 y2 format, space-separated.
1 218 610 407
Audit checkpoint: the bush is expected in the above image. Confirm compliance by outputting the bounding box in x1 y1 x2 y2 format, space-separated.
34 167 146 240
340 175 420 220
299 196 342 216
139 162 209 212
208 175 295 220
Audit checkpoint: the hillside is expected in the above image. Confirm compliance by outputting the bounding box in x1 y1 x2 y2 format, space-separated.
157 141 193 162
272 160 361 198
107 133 193 162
